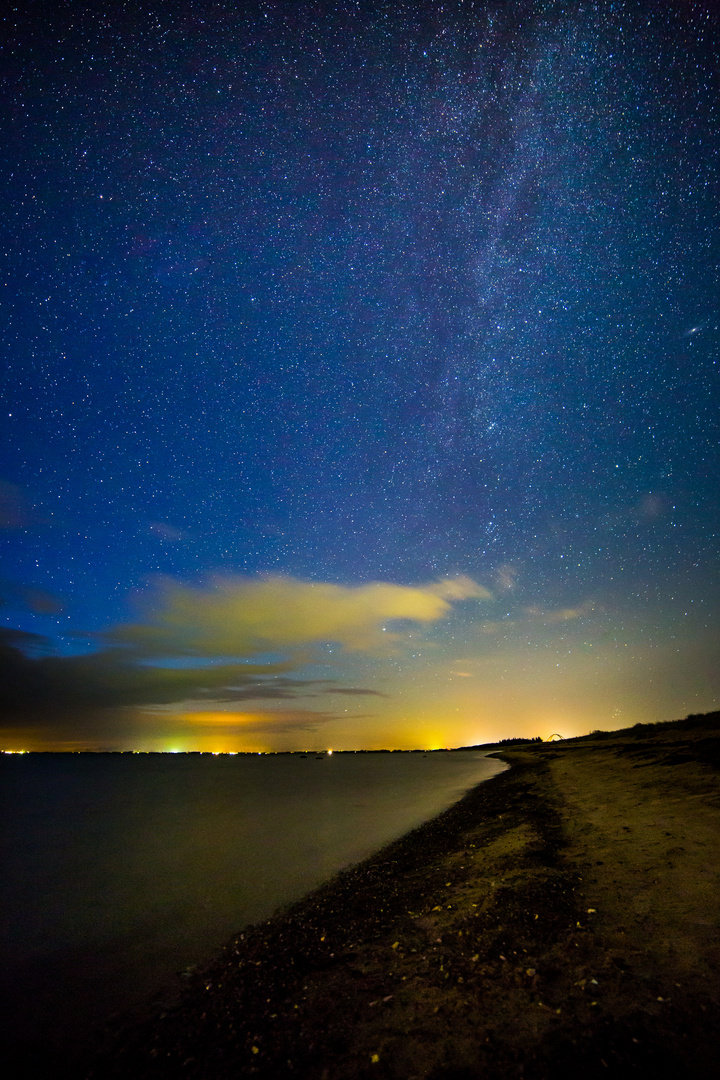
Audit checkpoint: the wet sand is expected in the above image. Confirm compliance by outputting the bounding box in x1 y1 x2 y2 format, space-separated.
89 714 720 1079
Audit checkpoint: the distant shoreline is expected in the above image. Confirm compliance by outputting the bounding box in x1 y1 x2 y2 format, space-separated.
89 713 720 1079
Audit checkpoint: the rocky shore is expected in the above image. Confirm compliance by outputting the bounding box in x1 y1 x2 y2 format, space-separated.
89 714 720 1079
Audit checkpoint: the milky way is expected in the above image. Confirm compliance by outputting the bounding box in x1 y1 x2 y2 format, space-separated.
1 1 718 750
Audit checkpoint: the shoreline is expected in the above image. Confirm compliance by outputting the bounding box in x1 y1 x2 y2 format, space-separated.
89 717 720 1079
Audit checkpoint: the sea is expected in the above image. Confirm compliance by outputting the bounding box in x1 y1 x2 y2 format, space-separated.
0 749 505 1075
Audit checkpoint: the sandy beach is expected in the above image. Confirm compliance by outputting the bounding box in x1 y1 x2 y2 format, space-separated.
89 713 720 1079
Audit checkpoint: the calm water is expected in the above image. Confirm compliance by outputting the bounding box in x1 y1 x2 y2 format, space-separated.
0 750 505 1071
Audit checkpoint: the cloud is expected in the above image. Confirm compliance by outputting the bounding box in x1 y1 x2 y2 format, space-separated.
429 575 493 602
331 686 389 697
0 581 64 615
0 627 293 717
0 627 51 656
147 521 185 541
0 574 487 734
496 564 518 590
524 601 595 623
159 708 347 733
107 574 491 658
23 588 65 614
137 678 385 707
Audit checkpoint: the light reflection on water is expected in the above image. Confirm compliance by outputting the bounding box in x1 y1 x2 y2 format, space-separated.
1 751 505 1064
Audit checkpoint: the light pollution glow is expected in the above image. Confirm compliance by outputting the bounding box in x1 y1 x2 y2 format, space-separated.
4 623 716 754
1 574 718 753
1 5 718 758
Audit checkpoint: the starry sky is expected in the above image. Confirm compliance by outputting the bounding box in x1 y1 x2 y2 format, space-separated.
1 0 718 752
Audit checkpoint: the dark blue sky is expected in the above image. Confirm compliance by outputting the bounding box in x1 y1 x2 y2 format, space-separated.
1 1 718 750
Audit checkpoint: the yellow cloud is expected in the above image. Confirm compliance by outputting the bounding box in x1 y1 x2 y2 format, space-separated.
166 708 340 733
172 710 262 727
429 575 493 602
109 574 490 658
524 601 595 623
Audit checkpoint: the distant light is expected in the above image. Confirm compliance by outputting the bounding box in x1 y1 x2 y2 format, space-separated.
327 749 333 755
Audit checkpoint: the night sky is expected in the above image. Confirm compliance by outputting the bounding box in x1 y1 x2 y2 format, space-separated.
1 0 718 752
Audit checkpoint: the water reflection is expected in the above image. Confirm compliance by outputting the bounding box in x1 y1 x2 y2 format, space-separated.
1 751 505 1067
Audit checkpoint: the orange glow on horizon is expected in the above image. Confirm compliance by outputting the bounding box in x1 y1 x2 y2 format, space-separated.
175 710 270 727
